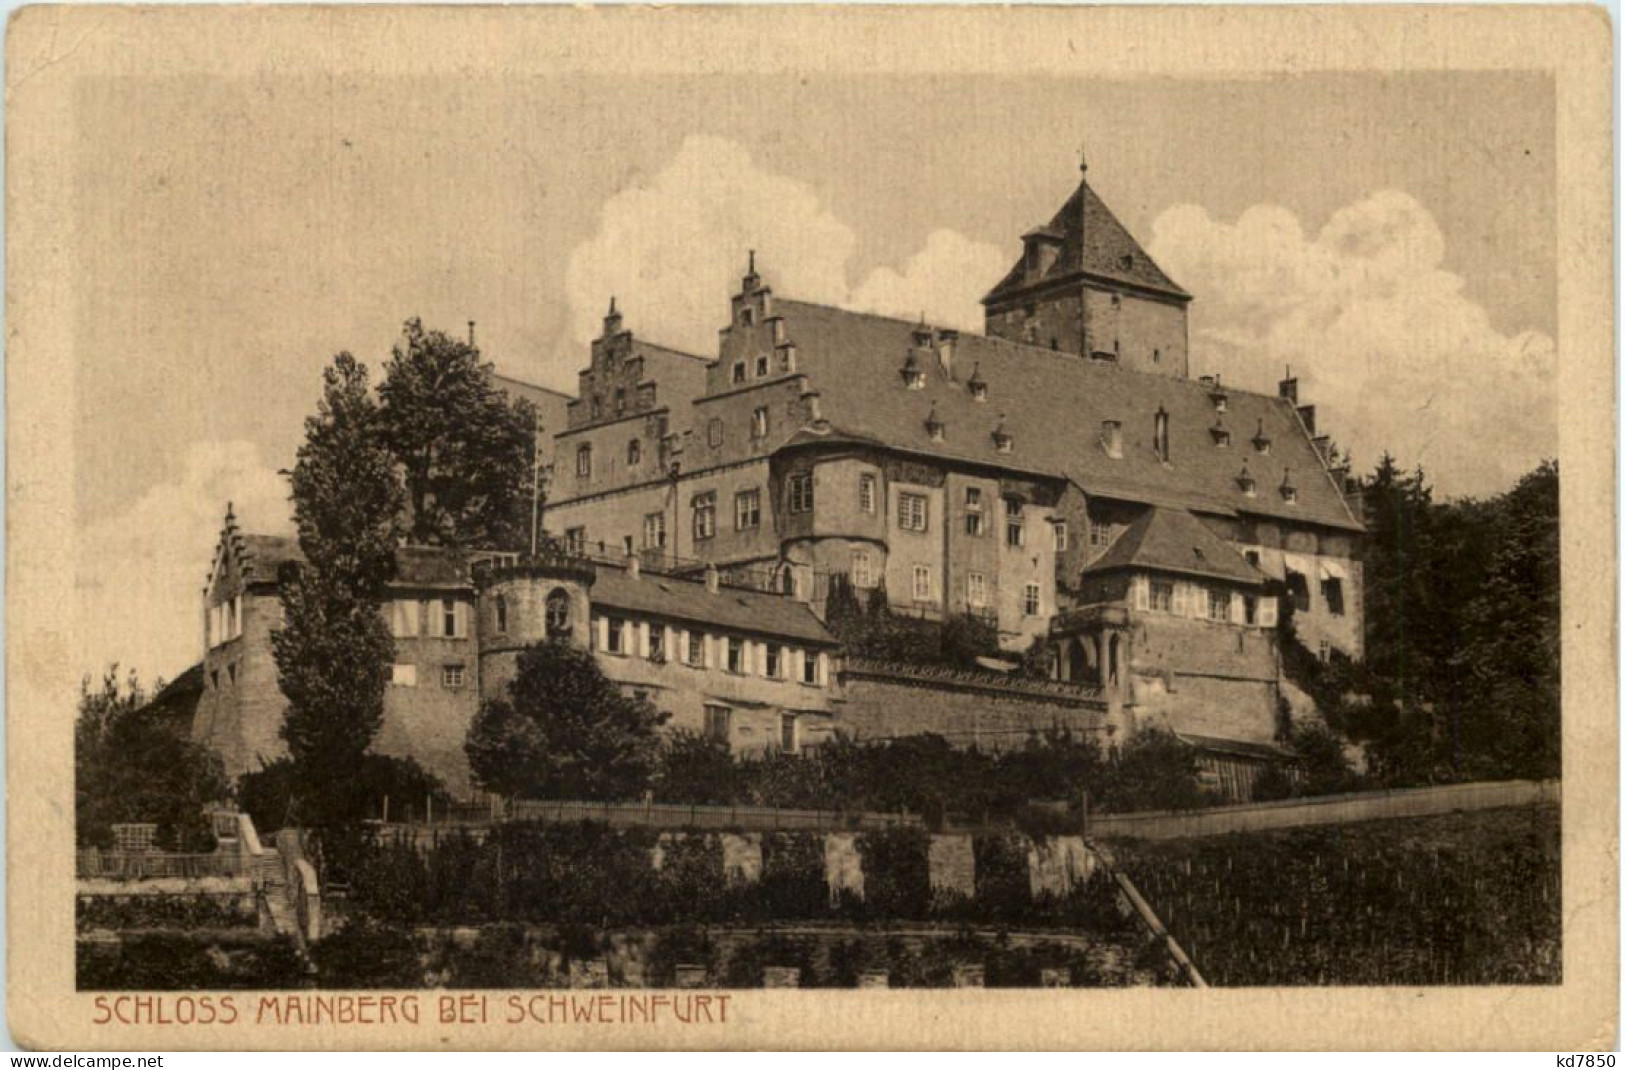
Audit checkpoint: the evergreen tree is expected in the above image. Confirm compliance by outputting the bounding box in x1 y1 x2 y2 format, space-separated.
378 319 536 550
273 354 403 828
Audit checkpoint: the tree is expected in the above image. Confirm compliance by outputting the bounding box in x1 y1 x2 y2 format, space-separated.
466 639 669 800
273 353 403 829
378 319 536 550
76 667 228 850
1096 728 1211 812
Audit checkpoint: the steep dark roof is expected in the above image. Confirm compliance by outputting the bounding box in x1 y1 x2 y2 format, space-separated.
1082 507 1267 586
984 177 1189 303
1176 732 1298 761
772 300 1361 532
590 563 837 646
232 537 473 589
491 372 574 405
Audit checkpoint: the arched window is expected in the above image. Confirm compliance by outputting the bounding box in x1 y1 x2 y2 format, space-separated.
494 594 508 634
545 589 571 637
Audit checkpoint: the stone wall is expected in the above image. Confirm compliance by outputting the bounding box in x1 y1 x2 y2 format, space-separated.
836 669 1107 750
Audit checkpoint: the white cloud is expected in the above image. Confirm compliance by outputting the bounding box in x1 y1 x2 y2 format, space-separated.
565 136 1004 355
1149 191 1555 499
75 441 292 684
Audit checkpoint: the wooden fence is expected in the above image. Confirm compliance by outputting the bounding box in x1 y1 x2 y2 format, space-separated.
500 799 922 832
76 849 233 880
1089 778 1559 842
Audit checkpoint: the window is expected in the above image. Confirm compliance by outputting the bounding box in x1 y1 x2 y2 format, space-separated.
1023 583 1040 616
899 492 929 532
1318 639 1332 663
765 645 782 679
1005 497 1025 547
442 664 466 689
1286 569 1311 612
565 527 586 555
1053 521 1068 552
1154 408 1170 463
684 630 706 666
912 564 933 602
1089 521 1111 547
1151 580 1175 612
755 354 770 378
1244 549 1262 567
494 595 508 634
851 550 873 589
627 439 642 467
590 397 602 420
226 663 237 686
1208 588 1230 621
859 474 877 514
576 443 592 477
731 360 746 385
967 572 987 608
1243 595 1258 626
442 598 460 638
752 406 770 438
614 388 626 415
643 511 667 550
964 487 984 536
391 663 417 688
390 600 419 638
704 705 732 743
1322 577 1346 617
780 713 797 752
787 473 814 514
606 618 626 655
802 652 821 686
727 637 745 675
648 626 666 662
708 418 724 448
545 589 571 636
735 488 761 530
693 492 717 540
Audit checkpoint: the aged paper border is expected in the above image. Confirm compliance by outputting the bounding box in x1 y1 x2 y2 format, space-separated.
6 4 1614 1051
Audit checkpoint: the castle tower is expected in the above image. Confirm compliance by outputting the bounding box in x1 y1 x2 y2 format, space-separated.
981 159 1192 377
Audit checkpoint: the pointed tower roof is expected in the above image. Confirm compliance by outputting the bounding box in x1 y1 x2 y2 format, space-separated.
983 173 1189 305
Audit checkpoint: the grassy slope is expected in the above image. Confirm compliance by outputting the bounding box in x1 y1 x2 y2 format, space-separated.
1111 804 1560 986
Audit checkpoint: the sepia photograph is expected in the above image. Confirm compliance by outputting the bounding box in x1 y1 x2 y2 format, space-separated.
6 4 1614 1051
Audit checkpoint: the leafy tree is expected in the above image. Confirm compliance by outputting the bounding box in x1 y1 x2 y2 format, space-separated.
653 730 743 805
466 639 668 800
236 754 449 835
1097 728 1211 812
378 318 536 550
76 667 228 850
273 354 403 829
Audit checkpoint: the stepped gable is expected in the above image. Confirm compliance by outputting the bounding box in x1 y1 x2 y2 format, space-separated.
1081 506 1268 585
771 299 1361 532
589 562 838 646
983 175 1189 304
223 536 473 589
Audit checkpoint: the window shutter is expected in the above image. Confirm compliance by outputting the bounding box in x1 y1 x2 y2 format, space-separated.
1133 576 1150 611
1230 591 1245 624
1259 597 1279 628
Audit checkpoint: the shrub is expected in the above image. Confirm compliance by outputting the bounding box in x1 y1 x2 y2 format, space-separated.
758 833 828 919
856 828 931 919
972 833 1032 921
312 916 422 988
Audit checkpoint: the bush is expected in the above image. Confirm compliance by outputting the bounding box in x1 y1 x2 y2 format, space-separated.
856 828 931 919
312 916 423 988
757 833 828 919
238 754 449 834
972 833 1032 921
77 933 306 990
77 893 256 932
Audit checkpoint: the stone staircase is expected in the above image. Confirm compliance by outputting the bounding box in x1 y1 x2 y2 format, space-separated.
253 849 301 943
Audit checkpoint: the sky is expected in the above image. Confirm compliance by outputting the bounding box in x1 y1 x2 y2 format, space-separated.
68 71 1557 684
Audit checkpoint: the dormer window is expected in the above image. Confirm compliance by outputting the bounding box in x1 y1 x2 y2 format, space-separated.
992 417 1013 453
902 352 925 390
1210 377 1228 413
1211 418 1230 448
925 404 945 442
1118 254 1134 272
1281 468 1298 504
1153 407 1171 463
1253 419 1272 455
1237 463 1256 497
967 364 988 402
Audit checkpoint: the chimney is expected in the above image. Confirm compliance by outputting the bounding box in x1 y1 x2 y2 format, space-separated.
1279 373 1298 404
1101 420 1123 459
625 551 641 580
704 563 720 594
937 329 958 380
1297 405 1317 434
1312 434 1331 459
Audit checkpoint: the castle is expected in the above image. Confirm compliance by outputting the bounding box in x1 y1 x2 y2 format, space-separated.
190 163 1364 802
